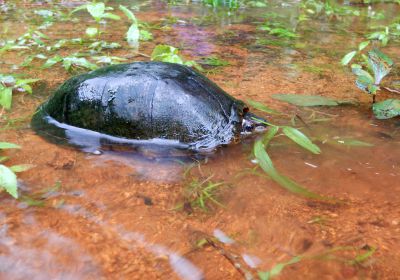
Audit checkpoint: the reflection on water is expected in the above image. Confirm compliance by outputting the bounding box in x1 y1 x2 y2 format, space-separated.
0 215 102 279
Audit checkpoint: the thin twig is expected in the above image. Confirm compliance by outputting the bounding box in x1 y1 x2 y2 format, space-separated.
383 86 400 94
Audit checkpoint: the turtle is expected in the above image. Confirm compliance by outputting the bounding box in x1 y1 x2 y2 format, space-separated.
31 62 265 152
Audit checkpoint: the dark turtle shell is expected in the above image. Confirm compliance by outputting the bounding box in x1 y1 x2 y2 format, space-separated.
32 62 248 151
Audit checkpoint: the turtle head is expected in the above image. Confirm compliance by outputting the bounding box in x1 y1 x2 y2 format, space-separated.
241 110 267 134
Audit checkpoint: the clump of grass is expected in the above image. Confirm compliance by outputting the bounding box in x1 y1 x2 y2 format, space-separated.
177 164 226 213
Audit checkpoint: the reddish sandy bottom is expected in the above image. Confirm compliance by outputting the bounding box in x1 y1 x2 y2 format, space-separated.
1 1 400 279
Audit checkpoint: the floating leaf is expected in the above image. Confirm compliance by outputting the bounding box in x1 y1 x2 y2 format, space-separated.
336 139 374 147
9 164 35 173
0 142 21 149
0 164 18 198
247 99 281 115
373 99 400 119
341 51 357 66
272 94 345 107
254 141 326 199
282 126 321 154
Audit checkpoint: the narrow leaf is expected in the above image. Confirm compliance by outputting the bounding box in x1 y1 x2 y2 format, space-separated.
271 94 339 107
282 126 321 154
262 126 279 146
10 164 35 173
119 5 137 24
254 141 326 200
341 51 357 66
247 99 281 115
0 142 21 149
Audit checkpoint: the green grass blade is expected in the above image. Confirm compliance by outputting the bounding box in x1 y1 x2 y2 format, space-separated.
262 126 279 146
282 126 321 154
9 164 35 173
0 142 21 149
254 141 326 200
247 99 281 115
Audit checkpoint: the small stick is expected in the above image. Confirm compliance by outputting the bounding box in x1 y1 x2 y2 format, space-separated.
383 86 400 94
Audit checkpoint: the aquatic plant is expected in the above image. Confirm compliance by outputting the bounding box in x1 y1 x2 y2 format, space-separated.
257 245 376 279
0 142 34 199
151 45 203 71
42 54 98 72
178 165 226 212
71 1 120 41
0 75 40 110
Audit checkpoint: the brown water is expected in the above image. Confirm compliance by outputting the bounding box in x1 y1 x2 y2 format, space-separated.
1 1 400 279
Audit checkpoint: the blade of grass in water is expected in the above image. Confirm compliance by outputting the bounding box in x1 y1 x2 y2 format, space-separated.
282 126 321 154
247 99 281 115
254 140 327 200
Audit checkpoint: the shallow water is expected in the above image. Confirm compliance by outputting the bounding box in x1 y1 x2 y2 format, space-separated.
1 0 400 279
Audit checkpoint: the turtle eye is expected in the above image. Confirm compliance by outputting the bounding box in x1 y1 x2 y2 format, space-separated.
245 124 254 132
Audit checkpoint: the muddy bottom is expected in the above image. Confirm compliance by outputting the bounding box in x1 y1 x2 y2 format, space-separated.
1 0 400 279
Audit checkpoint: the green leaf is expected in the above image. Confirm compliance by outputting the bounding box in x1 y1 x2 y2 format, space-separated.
262 126 279 146
0 142 21 149
151 45 184 64
368 49 393 84
0 86 13 109
358 41 370 51
355 75 375 93
42 55 63 69
0 156 9 163
373 99 400 119
139 30 153 41
9 164 35 173
259 256 303 280
86 27 98 37
247 99 281 115
126 24 139 48
0 164 18 198
282 126 321 154
119 5 137 24
335 139 374 147
253 141 326 200
70 4 87 14
341 51 357 66
271 94 341 107
102 13 121 20
351 64 374 80
62 57 97 71
87 2 105 20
